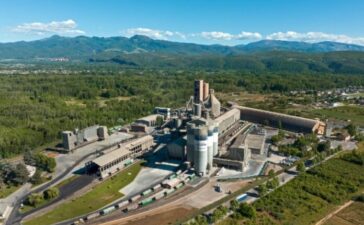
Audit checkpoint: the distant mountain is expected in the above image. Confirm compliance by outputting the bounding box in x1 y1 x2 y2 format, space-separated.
1 35 364 61
238 40 364 53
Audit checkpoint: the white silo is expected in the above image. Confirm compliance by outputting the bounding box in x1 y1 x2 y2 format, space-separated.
213 125 219 156
186 123 195 163
207 125 214 169
193 127 208 175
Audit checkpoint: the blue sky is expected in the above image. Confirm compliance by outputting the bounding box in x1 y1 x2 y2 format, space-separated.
1 0 364 45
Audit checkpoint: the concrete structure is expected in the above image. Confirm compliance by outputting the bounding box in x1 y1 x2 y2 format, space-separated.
203 82 209 100
62 125 108 151
167 136 187 160
245 128 266 155
194 80 204 103
130 123 151 133
214 108 240 135
228 133 251 166
85 135 154 178
205 89 221 118
235 106 325 134
213 158 246 171
154 107 171 119
135 114 162 127
186 118 218 176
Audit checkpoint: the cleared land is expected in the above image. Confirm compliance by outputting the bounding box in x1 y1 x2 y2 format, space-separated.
323 201 364 225
23 162 142 225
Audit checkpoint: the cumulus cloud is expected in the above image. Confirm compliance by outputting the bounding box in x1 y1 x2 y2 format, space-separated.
200 31 235 40
13 19 85 35
200 31 262 41
266 31 364 45
124 27 185 40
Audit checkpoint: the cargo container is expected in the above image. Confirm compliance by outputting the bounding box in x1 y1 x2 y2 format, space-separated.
169 174 177 180
139 198 155 206
142 189 153 196
117 201 129 209
175 183 184 189
154 192 165 200
101 206 116 215
125 203 138 212
130 195 141 202
165 188 175 195
236 193 248 203
86 212 100 220
152 184 162 191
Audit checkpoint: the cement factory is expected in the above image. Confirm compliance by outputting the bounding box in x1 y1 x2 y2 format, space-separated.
61 79 326 179
20 79 330 225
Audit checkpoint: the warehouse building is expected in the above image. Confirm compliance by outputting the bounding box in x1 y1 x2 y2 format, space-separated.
135 114 163 127
245 127 266 155
85 135 154 178
62 125 108 151
214 108 240 135
235 106 325 134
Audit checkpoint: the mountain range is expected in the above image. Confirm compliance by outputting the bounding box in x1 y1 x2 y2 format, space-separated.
1 35 364 60
1 35 364 74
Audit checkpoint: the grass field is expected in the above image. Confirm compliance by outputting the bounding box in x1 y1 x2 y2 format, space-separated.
23 162 142 225
323 201 364 225
304 106 364 126
0 185 20 198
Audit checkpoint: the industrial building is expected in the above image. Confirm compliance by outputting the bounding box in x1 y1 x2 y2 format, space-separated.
190 80 221 119
167 136 187 160
62 125 108 151
154 107 171 119
135 114 163 127
214 108 241 135
235 106 325 134
85 135 154 178
186 118 219 176
245 127 266 155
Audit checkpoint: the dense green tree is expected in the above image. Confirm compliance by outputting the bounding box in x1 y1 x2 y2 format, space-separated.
43 187 60 200
296 162 306 173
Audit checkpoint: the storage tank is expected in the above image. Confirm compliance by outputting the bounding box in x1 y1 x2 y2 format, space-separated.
193 127 208 176
213 126 219 156
193 103 202 117
207 125 214 169
186 123 195 163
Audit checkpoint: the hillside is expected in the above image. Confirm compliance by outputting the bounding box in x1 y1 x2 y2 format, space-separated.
1 35 364 74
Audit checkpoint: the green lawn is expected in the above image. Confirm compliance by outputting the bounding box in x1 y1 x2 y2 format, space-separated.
23 162 142 225
0 185 20 198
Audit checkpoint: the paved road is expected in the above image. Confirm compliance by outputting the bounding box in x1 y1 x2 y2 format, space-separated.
6 133 132 225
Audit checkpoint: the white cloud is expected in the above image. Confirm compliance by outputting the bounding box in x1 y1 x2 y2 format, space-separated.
124 27 185 40
266 31 364 45
236 31 262 40
13 19 85 35
200 31 262 41
200 31 235 40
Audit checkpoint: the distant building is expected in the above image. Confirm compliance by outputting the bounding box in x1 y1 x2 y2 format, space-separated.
135 114 163 127
62 125 108 151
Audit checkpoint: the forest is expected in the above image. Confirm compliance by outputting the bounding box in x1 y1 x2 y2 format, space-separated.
0 69 364 158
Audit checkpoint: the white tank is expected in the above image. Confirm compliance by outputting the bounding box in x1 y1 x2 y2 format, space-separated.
194 139 208 175
207 126 214 169
213 126 219 156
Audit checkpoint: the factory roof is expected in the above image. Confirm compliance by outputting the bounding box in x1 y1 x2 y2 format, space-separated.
92 149 130 167
230 132 247 149
136 114 160 122
214 108 240 123
246 133 265 150
91 135 153 167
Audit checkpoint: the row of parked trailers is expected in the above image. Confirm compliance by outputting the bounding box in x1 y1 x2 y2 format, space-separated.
76 172 196 224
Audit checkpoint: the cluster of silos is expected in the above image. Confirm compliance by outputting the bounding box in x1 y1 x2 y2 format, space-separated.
186 119 218 176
